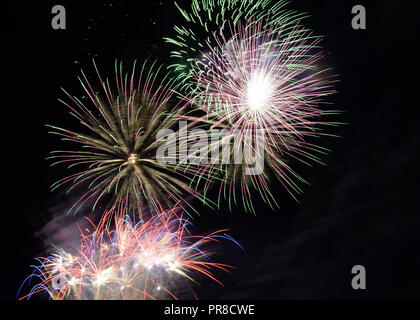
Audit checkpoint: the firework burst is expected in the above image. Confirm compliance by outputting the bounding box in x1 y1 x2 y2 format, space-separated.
179 19 341 213
47 60 210 218
19 207 240 300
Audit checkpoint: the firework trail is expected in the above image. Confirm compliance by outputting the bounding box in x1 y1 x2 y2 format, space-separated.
167 1 341 213
19 206 241 300
47 60 211 218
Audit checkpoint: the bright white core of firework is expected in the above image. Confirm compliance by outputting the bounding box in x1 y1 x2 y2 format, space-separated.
93 268 111 287
246 70 273 112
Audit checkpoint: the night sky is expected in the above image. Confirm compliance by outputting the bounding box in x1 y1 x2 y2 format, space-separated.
2 0 419 300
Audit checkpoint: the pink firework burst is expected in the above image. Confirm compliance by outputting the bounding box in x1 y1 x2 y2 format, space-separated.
185 20 341 213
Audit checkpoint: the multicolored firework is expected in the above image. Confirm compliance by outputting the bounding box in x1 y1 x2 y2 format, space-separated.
165 0 309 90
19 207 240 300
47 60 209 218
168 2 341 213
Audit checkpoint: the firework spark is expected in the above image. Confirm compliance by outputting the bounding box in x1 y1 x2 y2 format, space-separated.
19 207 240 300
47 60 210 218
